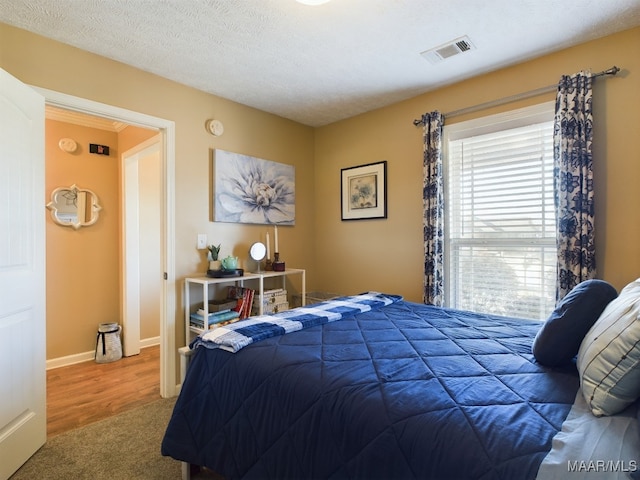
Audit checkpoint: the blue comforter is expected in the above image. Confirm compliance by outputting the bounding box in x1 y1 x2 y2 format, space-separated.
162 298 579 479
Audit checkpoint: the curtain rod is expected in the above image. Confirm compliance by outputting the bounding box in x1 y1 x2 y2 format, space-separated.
413 66 621 126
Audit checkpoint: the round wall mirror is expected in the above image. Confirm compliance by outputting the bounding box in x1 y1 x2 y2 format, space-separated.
46 184 102 230
249 242 267 261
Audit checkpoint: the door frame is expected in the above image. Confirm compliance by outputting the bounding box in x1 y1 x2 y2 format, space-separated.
121 136 162 357
34 86 177 398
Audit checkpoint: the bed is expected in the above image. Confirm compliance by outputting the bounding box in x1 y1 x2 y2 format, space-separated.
161 291 640 479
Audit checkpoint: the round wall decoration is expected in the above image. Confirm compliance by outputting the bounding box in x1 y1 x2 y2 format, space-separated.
205 119 224 137
58 137 78 153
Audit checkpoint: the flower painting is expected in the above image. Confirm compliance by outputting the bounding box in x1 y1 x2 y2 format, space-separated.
341 161 387 221
349 175 377 209
214 149 295 225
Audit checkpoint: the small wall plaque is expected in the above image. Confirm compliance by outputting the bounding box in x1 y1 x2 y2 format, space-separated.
89 143 110 156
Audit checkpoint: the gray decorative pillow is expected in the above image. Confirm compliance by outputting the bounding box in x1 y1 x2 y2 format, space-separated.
532 279 617 367
577 278 640 416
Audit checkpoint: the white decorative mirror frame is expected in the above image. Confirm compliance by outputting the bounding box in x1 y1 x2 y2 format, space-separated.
46 184 102 229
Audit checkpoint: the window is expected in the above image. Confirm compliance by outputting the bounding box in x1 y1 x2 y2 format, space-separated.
443 103 555 320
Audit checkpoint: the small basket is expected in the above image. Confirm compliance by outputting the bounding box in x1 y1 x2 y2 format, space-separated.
95 322 123 363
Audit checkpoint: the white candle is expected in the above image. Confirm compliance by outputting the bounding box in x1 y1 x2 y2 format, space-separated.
266 232 270 259
274 226 279 253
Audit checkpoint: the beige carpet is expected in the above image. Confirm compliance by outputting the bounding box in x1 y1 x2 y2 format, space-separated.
10 397 221 480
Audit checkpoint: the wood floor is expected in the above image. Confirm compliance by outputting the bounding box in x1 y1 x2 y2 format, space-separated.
46 345 161 438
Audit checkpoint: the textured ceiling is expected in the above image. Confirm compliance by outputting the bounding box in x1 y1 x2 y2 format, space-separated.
2 0 640 127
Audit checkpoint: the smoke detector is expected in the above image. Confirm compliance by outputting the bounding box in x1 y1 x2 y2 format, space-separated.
420 35 476 64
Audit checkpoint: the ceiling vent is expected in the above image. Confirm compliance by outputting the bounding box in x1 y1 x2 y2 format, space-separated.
420 35 476 64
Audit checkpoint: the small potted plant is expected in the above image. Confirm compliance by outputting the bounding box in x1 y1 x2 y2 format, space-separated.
208 244 221 271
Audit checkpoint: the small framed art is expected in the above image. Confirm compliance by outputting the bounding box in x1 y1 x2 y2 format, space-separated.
340 160 387 221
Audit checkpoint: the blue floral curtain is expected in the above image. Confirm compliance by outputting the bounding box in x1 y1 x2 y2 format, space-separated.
553 71 596 300
422 111 444 306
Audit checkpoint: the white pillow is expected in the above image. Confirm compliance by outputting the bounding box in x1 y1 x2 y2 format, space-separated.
577 278 640 416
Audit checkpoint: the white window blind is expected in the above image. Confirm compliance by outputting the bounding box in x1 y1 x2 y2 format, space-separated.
444 103 556 320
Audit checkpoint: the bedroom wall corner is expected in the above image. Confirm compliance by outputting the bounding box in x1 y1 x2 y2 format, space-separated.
312 26 640 301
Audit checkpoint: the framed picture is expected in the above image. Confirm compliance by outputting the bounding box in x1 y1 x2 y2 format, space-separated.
341 161 387 221
213 149 295 225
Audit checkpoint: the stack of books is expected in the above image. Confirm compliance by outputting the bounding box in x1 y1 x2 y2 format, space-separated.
226 286 255 320
189 287 257 331
190 308 240 330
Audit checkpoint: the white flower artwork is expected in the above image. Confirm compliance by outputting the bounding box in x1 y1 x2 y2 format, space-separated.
213 149 295 225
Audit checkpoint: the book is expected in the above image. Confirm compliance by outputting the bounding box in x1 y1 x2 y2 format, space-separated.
242 289 254 319
226 286 255 320
197 308 231 317
208 299 237 312
190 310 241 328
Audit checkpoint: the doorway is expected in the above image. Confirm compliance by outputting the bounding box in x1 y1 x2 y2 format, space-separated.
36 86 177 398
122 136 162 357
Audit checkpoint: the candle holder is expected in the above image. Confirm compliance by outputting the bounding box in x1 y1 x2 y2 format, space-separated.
273 252 285 272
265 258 274 271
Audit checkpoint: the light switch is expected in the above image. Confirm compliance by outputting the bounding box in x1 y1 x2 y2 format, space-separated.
197 234 207 249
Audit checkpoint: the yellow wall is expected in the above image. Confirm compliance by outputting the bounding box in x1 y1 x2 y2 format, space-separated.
45 119 159 358
45 120 120 358
0 23 317 359
314 27 640 302
2 22 639 361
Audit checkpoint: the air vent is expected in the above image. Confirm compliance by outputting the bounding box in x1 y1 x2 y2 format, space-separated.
420 35 476 64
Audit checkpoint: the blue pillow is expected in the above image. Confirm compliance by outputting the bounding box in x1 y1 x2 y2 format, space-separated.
532 279 618 367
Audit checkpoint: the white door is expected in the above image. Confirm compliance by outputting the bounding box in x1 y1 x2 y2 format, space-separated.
0 69 46 478
122 137 162 357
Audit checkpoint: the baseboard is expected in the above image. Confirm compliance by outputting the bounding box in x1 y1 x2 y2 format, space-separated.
47 351 95 370
140 336 160 349
46 337 161 370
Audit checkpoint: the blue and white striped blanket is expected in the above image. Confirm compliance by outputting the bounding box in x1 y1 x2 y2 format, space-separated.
192 291 402 353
